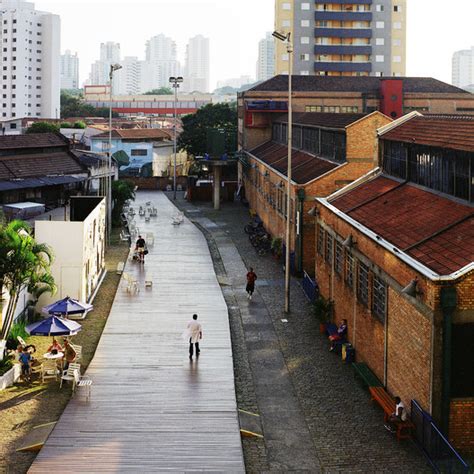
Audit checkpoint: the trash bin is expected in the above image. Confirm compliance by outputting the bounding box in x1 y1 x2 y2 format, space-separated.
342 343 352 362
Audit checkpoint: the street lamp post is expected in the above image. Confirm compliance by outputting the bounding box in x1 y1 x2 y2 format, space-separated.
273 31 293 314
108 63 122 245
169 76 184 200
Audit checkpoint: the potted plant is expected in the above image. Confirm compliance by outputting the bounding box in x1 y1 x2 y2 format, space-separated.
0 357 20 390
271 237 283 259
313 295 334 334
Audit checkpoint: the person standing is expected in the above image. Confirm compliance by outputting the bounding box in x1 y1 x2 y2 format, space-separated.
135 235 146 263
186 314 202 360
246 267 257 300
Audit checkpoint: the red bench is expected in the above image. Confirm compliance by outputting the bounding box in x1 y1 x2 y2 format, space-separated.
369 386 415 441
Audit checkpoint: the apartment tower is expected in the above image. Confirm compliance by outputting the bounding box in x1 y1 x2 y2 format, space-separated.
0 0 60 119
145 34 181 90
60 50 79 90
274 0 406 77
184 35 210 93
256 32 275 82
452 47 474 89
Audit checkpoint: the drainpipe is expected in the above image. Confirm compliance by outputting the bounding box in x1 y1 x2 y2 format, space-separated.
295 189 305 275
440 286 457 433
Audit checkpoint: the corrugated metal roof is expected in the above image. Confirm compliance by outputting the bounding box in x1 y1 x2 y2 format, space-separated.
0 175 86 191
248 141 339 184
330 176 474 275
0 133 68 150
91 129 172 141
380 115 474 152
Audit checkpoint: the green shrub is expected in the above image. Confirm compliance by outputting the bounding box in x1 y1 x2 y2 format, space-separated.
313 296 334 323
8 321 29 343
73 120 86 129
0 358 13 376
60 121 72 128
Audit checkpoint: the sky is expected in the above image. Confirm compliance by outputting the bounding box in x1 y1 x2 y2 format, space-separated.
33 0 474 90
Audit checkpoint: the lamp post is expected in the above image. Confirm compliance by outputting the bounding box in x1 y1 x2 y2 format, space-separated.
108 63 122 245
169 76 183 200
272 30 293 314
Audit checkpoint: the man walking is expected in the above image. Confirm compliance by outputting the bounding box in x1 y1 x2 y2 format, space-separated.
186 314 202 360
246 267 257 300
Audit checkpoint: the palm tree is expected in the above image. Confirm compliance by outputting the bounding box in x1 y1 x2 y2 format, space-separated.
0 220 56 340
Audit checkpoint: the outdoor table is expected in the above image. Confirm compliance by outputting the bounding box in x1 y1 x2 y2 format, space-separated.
43 351 64 373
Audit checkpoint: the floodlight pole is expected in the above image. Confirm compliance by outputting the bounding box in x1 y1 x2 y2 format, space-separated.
169 76 183 200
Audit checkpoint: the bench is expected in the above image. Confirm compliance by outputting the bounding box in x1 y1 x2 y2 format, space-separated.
352 362 383 388
369 386 415 441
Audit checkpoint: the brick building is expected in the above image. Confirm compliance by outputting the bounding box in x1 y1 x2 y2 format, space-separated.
314 114 474 453
240 111 391 273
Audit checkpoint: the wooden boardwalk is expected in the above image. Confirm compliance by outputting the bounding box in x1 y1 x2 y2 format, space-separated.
29 192 245 473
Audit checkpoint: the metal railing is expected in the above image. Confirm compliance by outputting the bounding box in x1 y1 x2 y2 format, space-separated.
302 271 319 304
411 400 470 473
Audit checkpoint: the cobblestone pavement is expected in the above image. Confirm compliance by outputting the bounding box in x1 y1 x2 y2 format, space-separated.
168 193 430 473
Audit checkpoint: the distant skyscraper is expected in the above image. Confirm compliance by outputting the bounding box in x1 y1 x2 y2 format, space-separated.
145 34 180 90
452 47 474 89
216 76 253 90
115 56 141 95
61 50 79 90
274 0 406 77
184 35 210 93
256 33 275 82
0 0 60 119
88 42 121 88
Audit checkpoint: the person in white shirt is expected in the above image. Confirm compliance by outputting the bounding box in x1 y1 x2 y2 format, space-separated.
186 314 202 360
385 396 408 433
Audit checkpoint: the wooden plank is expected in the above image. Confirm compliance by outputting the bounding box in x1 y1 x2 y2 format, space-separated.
16 422 57 453
29 192 245 473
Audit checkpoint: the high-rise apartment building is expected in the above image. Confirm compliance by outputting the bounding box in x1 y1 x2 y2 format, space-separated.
88 41 121 88
452 47 474 89
274 0 406 77
115 56 141 95
60 50 79 90
0 0 60 119
145 34 180 90
184 35 210 93
256 32 275 82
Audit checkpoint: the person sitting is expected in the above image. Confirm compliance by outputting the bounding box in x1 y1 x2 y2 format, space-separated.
135 235 146 263
329 319 348 352
385 396 408 433
62 338 77 370
19 346 32 383
47 339 63 354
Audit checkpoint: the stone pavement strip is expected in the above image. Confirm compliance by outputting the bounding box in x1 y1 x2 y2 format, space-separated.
170 193 431 473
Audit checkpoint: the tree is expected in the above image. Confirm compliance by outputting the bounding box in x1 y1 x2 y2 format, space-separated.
178 103 238 157
26 122 60 134
112 180 136 226
73 120 86 129
60 91 118 119
144 87 173 95
0 220 56 340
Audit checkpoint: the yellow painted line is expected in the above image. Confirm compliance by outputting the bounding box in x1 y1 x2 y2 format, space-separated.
238 409 260 417
240 429 264 439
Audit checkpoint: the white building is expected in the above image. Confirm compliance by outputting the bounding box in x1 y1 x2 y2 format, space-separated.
184 35 210 93
115 56 141 95
60 50 79 90
88 41 121 89
452 47 474 89
0 0 60 120
256 32 275 82
145 34 180 91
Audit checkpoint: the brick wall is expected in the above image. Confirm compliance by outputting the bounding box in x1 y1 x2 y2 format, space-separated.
450 399 474 453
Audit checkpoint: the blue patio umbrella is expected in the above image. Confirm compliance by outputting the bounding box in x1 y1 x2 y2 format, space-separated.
42 296 93 317
26 315 82 337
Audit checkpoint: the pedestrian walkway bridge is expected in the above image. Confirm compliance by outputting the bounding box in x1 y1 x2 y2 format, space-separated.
29 191 245 472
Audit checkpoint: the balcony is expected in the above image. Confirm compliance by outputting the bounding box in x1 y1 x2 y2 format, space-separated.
315 11 372 22
314 27 372 38
315 0 372 3
314 44 372 55
314 61 372 73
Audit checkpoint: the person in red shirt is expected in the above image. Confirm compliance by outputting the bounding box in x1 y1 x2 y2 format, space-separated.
246 267 257 300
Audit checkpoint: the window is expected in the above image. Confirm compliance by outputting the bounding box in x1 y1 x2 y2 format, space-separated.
301 20 310 27
282 2 291 10
281 53 289 61
345 253 354 289
300 70 309 75
300 53 309 61
301 2 310 10
357 262 369 306
282 19 291 27
335 241 343 275
131 149 147 156
393 22 402 29
393 56 401 63
317 225 324 256
393 39 402 47
372 275 387 322
376 38 385 46
301 37 310 44
376 21 385 28
394 5 402 12
375 5 384 11
376 55 384 62
325 233 333 265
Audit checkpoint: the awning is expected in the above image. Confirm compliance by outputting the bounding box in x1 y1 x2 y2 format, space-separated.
0 175 87 192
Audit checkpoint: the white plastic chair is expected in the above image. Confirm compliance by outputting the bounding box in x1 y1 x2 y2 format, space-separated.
60 362 81 389
145 232 154 246
70 344 82 363
73 369 92 402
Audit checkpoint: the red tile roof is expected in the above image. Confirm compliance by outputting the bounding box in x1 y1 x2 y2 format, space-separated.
381 115 474 152
0 133 68 150
92 129 172 141
330 176 474 275
249 141 339 184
